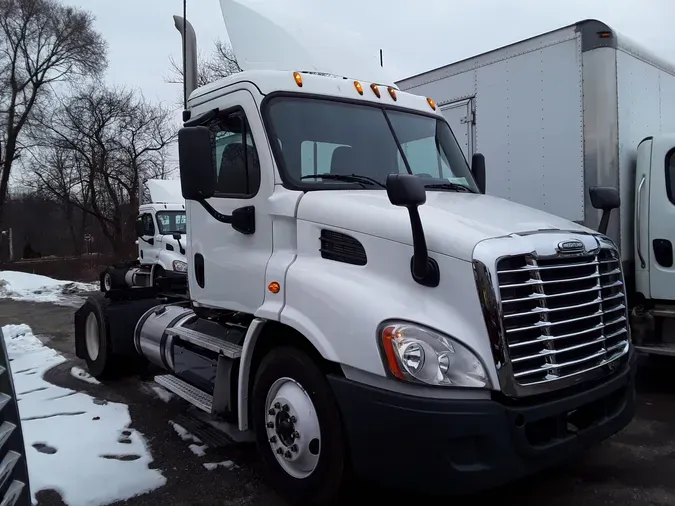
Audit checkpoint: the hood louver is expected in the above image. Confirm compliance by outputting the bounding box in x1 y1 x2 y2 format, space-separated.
320 230 367 266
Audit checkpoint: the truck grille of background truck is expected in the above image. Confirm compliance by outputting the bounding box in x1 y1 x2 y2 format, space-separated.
496 247 630 387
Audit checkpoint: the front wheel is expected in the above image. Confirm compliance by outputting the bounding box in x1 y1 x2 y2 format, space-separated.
252 347 348 505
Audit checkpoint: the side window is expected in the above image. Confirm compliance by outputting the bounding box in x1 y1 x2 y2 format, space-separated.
667 150 675 205
397 137 454 179
211 110 260 197
300 141 350 177
141 213 155 236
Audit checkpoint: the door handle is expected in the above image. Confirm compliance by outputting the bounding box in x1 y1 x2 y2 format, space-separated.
636 174 646 269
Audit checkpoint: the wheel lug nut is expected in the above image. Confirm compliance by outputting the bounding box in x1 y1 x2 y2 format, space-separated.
266 422 274 429
291 444 298 452
276 448 284 455
282 404 290 412
292 431 300 439
269 436 277 443
290 416 297 423
274 402 281 409
268 408 275 415
284 450 292 458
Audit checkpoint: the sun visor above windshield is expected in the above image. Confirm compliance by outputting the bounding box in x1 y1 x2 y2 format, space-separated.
147 179 185 204
219 0 394 85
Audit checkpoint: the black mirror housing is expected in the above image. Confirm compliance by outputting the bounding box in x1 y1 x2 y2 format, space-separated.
135 218 144 237
589 186 620 210
386 173 426 207
178 126 216 200
471 153 486 194
172 233 182 240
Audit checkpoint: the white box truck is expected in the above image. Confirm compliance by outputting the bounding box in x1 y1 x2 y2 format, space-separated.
73 7 636 505
397 19 675 356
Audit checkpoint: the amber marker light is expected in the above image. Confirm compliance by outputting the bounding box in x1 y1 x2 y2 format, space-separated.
354 81 364 95
293 72 303 87
370 83 381 98
387 86 397 101
268 282 280 294
381 326 405 380
427 97 437 110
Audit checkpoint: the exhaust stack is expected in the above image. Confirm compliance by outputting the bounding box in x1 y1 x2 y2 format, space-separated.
173 15 198 108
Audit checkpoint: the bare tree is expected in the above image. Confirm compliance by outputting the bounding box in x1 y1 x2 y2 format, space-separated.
0 0 107 225
166 39 242 105
23 84 177 257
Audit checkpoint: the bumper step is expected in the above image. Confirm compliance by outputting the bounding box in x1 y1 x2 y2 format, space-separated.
166 327 242 358
634 343 675 357
155 375 212 413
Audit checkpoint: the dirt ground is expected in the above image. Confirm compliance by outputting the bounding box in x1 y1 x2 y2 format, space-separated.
3 297 675 505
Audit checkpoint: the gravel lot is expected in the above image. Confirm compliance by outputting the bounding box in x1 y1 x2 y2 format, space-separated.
2 297 675 505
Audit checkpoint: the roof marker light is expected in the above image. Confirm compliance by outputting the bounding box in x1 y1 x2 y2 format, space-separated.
370 83 381 98
387 86 397 101
354 81 364 95
293 71 303 87
427 97 437 110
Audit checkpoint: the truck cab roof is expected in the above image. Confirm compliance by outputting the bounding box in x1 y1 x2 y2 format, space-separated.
188 69 442 118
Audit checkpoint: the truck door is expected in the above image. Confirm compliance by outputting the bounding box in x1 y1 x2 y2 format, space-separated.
644 134 675 301
138 212 159 265
187 89 274 313
440 98 475 161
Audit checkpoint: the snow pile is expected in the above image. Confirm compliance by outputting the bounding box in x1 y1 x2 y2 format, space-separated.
0 271 97 304
3 324 166 505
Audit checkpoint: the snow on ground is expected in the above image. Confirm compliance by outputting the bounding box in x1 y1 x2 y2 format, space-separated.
3 324 166 505
0 271 97 304
70 366 101 386
169 421 208 457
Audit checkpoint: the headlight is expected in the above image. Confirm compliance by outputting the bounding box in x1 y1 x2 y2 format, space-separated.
172 260 188 273
379 322 490 388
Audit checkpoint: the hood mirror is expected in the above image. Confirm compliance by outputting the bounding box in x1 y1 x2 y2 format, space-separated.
589 186 620 235
386 174 440 288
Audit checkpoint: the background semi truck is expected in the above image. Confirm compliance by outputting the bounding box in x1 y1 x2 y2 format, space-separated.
397 19 675 357
73 4 636 504
100 179 188 294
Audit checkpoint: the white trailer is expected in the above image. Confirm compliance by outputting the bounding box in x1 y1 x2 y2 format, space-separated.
397 19 675 355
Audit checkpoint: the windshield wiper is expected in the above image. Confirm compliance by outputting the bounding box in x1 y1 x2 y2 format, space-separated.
424 182 475 193
300 173 386 189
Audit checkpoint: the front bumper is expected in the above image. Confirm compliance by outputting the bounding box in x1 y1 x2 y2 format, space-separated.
328 354 636 495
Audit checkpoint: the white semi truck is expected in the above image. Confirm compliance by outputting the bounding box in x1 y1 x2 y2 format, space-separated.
101 179 188 293
74 5 636 504
397 19 675 357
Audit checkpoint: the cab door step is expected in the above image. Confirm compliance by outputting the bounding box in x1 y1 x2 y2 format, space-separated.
166 327 242 358
155 374 213 413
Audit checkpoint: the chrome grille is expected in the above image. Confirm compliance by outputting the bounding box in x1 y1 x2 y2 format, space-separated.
0 331 31 506
496 247 629 387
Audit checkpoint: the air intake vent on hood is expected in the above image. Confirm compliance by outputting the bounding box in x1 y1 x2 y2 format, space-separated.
320 230 367 266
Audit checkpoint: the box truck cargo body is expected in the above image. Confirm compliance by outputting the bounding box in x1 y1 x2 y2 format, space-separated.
398 19 675 354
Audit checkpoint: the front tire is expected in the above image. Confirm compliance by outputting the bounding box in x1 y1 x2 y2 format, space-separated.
77 296 119 379
252 347 347 505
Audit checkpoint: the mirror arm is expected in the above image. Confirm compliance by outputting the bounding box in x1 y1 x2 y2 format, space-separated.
197 199 256 235
407 207 440 288
598 209 612 235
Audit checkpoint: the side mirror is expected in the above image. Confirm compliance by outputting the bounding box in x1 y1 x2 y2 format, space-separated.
172 233 182 240
135 218 144 237
386 173 426 207
471 153 486 194
178 126 216 200
386 174 439 288
589 186 620 235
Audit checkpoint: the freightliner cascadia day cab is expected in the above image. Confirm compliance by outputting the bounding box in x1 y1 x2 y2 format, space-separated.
73 4 636 504
397 19 675 358
100 179 188 294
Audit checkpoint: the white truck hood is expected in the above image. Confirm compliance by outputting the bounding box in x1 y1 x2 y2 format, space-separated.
297 191 594 261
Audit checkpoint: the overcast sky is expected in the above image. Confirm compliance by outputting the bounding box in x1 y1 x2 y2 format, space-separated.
65 0 675 111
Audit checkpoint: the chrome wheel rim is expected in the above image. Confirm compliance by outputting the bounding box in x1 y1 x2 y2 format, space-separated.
264 377 321 479
85 312 100 361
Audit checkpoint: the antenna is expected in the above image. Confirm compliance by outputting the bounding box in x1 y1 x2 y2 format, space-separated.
380 49 383 68
182 0 188 110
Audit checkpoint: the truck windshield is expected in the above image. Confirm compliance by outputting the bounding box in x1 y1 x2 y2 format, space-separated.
264 96 477 192
156 211 186 235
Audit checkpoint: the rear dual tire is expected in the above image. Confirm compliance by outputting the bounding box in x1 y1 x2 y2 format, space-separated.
252 347 348 505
